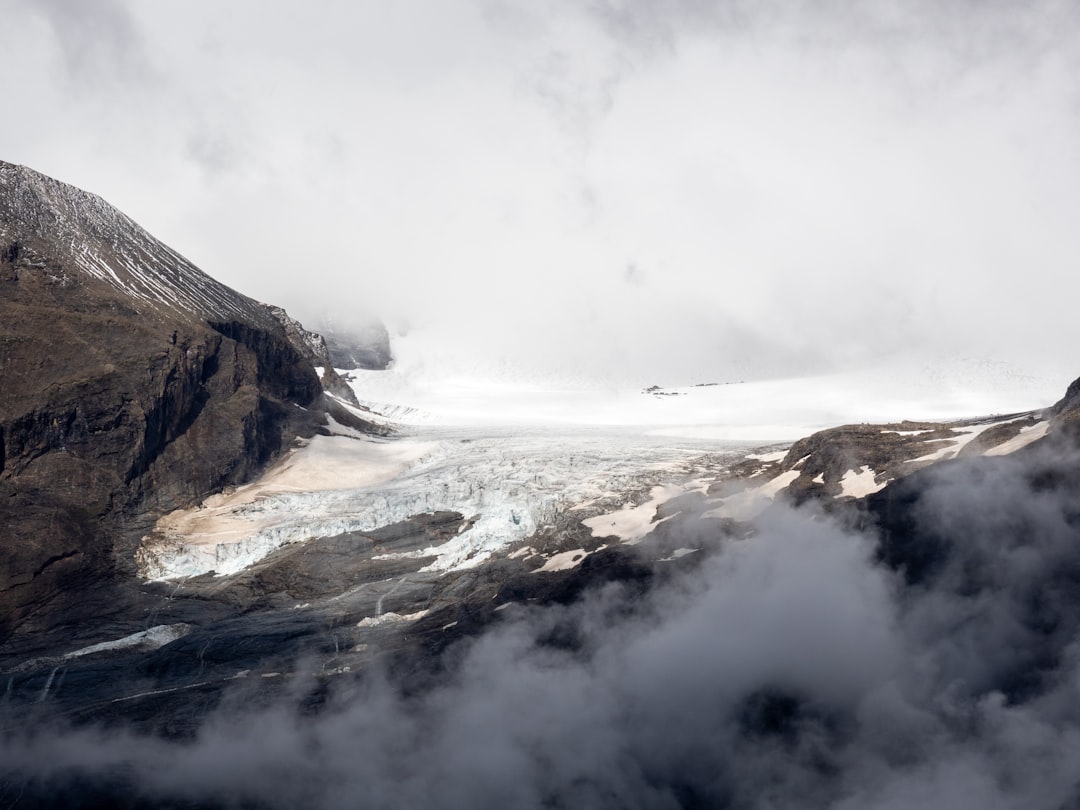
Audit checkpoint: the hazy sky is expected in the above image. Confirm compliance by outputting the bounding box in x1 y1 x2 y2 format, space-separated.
4 0 1080 387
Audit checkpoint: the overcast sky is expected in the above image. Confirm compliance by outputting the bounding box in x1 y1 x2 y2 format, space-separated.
4 0 1080 389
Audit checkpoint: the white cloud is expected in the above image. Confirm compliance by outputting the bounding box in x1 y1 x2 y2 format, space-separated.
4 0 1079 391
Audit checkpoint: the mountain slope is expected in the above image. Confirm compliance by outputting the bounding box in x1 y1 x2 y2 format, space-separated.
0 161 334 646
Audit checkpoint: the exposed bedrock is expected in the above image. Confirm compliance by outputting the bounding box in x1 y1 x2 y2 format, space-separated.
0 162 332 648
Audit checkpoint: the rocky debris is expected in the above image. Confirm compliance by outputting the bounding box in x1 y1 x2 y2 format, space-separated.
642 384 685 397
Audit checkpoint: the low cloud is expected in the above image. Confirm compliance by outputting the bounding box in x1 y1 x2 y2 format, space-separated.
6 1 1080 387
19 0 154 90
5 438 1080 807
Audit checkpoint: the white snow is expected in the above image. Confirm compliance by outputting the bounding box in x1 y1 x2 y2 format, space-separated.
582 485 682 544
659 548 699 562
535 548 593 573
835 466 887 498
63 624 191 659
745 450 787 462
341 336 1069 440
983 421 1050 456
704 469 802 521
356 610 429 628
904 417 1023 464
754 469 802 499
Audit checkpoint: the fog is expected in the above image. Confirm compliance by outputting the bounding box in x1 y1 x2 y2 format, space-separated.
5 436 1080 808
3 0 1079 389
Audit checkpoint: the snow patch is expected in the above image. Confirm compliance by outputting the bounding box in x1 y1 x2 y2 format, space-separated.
984 421 1050 456
535 546 605 573
357 610 429 628
745 450 787 462
64 624 191 659
659 547 699 562
835 466 887 498
904 418 1021 464
704 469 801 521
582 485 682 544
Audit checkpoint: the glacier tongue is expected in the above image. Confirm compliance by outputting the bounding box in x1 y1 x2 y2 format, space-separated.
138 427 752 581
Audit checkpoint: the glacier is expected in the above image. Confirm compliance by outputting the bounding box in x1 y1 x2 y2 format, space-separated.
138 425 753 580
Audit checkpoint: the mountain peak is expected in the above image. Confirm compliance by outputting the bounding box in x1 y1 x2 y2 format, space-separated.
0 161 353 648
0 160 264 323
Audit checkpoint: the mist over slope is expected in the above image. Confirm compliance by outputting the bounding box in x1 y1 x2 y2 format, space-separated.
5 405 1080 809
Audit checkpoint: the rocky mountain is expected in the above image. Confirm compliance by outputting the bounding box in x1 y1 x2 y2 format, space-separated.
317 319 393 371
4 161 1080 809
0 161 367 654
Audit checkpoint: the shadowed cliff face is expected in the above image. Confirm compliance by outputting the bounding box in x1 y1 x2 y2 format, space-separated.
0 162 325 646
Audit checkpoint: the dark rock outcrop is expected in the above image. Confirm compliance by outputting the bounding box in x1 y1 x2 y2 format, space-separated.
722 412 1042 507
261 304 360 405
317 319 393 371
1050 374 1080 436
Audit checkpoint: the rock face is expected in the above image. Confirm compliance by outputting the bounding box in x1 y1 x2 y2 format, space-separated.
317 319 393 370
1050 374 1080 436
261 304 360 404
0 161 331 647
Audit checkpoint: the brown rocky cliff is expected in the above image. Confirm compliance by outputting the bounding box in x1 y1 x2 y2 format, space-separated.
0 162 327 646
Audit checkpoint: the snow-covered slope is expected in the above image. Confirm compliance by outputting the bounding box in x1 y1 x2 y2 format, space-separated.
346 332 1067 440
